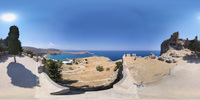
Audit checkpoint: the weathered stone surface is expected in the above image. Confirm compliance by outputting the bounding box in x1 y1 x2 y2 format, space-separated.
166 57 174 63
132 54 136 57
39 72 70 95
158 56 166 61
169 32 179 45
194 36 198 41
134 56 141 60
158 56 177 63
149 53 156 59
160 32 197 55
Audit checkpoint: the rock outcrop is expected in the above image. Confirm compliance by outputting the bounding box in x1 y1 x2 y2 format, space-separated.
161 32 198 55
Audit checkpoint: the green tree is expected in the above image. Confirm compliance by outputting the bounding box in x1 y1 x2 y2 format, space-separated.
0 45 4 52
114 61 122 71
19 40 23 55
188 40 200 52
8 26 21 63
0 38 7 53
8 39 20 62
0 39 4 52
25 50 33 54
45 60 61 82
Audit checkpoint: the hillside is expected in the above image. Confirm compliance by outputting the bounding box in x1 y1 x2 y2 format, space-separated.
22 46 89 54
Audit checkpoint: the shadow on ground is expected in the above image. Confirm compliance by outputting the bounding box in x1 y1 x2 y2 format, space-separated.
61 80 78 85
62 91 85 95
0 54 9 63
183 54 200 64
18 55 25 58
7 62 38 88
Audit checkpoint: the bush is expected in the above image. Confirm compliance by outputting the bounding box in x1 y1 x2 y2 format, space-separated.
85 59 88 61
45 60 62 82
25 50 33 54
106 68 110 71
31 54 34 58
86 62 88 64
66 63 72 65
114 67 118 71
75 62 78 65
57 60 63 66
96 66 104 72
188 40 200 52
69 67 73 70
114 61 122 71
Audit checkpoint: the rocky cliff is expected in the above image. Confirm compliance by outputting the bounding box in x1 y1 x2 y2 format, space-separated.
161 32 197 55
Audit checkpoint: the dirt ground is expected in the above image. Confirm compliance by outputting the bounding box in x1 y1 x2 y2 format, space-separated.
138 58 200 99
124 48 200 99
128 58 177 84
61 56 122 87
125 48 192 84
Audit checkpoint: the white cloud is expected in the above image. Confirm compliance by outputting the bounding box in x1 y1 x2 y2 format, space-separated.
48 42 55 47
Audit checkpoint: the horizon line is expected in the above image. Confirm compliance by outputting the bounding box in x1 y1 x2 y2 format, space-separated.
22 46 160 51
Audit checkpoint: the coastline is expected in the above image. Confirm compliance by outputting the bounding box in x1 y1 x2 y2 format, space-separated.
62 51 90 54
43 54 51 60
47 50 160 61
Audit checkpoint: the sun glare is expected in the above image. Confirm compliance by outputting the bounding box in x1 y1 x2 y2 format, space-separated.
1 13 16 22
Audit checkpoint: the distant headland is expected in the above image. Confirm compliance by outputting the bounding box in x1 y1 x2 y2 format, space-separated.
22 46 90 55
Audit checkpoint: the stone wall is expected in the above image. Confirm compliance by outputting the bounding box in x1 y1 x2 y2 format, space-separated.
113 55 137 95
39 72 70 95
161 32 198 55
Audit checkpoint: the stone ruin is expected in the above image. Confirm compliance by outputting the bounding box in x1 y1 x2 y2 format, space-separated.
149 53 156 59
158 56 177 63
123 54 141 60
123 53 158 60
161 32 198 55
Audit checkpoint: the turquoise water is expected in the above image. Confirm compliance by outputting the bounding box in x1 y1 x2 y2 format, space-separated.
47 50 160 61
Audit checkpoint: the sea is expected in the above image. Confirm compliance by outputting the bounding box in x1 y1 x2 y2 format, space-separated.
47 50 160 61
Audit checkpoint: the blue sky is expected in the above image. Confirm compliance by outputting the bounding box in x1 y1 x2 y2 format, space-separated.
0 0 200 50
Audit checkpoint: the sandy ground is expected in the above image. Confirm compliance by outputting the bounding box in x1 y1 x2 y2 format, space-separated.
0 55 38 99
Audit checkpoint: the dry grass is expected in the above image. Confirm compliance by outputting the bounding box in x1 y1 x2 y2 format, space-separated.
125 48 192 84
61 56 122 87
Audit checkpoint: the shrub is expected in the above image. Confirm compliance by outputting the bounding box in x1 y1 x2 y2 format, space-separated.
86 62 88 64
57 60 63 66
66 63 72 65
31 54 34 58
85 59 88 61
69 67 73 70
45 60 61 82
188 40 200 52
25 50 33 54
75 62 78 65
96 66 104 72
114 67 118 71
114 61 122 71
106 68 110 71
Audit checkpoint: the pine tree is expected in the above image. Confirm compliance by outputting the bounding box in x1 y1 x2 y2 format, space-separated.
8 26 20 63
